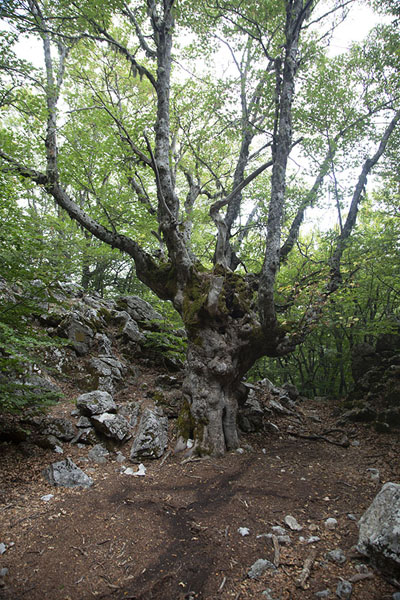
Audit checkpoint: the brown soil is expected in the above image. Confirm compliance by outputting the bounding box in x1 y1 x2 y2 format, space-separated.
0 373 399 600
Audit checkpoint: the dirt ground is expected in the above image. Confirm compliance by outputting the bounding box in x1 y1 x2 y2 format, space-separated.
1 384 399 600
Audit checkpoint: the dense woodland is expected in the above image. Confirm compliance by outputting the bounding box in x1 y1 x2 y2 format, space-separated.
0 0 399 454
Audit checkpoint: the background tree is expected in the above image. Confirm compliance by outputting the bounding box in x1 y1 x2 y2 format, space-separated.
0 0 399 454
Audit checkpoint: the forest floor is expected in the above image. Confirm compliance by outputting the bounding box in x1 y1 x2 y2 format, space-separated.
0 368 399 600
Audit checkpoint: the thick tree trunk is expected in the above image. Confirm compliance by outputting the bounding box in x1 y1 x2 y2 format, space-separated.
176 269 270 456
181 335 242 456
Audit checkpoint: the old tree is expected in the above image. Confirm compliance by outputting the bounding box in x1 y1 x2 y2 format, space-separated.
0 0 399 454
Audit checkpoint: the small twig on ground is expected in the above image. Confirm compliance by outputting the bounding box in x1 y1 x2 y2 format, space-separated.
288 430 350 447
218 576 227 592
295 548 317 588
271 534 280 568
159 449 171 467
348 572 374 583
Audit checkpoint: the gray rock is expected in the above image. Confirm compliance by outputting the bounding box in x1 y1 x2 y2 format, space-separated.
40 417 76 441
88 444 109 464
315 591 331 599
247 559 276 579
118 295 163 324
76 390 116 416
325 518 338 530
0 568 9 577
71 427 98 445
95 333 113 356
113 310 131 325
327 549 346 564
284 515 303 531
59 313 94 355
88 357 124 394
271 526 286 535
122 319 145 344
336 580 352 599
357 482 400 577
43 458 93 488
130 407 168 462
77 416 92 428
238 392 264 433
366 467 380 482
392 593 400 600
91 413 131 442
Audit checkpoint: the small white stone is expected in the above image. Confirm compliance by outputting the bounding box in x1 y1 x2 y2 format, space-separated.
41 494 54 502
325 518 338 530
284 515 303 531
238 527 250 536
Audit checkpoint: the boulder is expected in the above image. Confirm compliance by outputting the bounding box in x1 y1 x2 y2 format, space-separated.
87 357 124 394
118 295 162 325
76 390 117 416
95 333 113 356
238 392 264 433
121 319 145 344
58 312 94 355
88 444 109 464
39 417 76 441
357 482 400 577
130 407 168 462
43 458 93 488
91 413 131 442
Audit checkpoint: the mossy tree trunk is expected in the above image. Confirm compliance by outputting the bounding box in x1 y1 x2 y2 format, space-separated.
176 269 281 455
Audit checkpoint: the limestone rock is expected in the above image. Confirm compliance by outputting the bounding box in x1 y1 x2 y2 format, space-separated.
76 390 117 416
58 313 94 355
118 295 162 325
39 417 76 441
130 407 168 462
122 319 145 344
88 444 109 464
87 357 124 394
357 482 400 577
247 559 276 579
43 458 93 488
336 580 352 599
91 413 131 442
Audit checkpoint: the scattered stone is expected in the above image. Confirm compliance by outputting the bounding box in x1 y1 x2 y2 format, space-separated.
122 463 146 476
366 467 380 482
325 518 338 530
284 515 303 531
88 444 109 464
43 458 93 488
0 543 6 555
272 526 286 535
41 494 54 502
115 451 126 463
336 580 352 599
76 390 117 416
236 448 245 454
238 527 250 536
130 407 168 462
262 589 279 600
91 413 131 442
392 593 400 600
327 549 346 564
315 591 331 599
247 559 276 579
347 514 357 521
0 568 8 578
307 536 321 544
357 482 400 577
